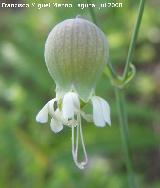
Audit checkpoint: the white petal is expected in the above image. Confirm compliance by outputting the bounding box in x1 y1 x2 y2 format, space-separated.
48 98 57 117
50 118 63 133
62 92 80 120
72 92 80 109
91 96 106 127
99 97 111 126
91 96 111 127
36 104 48 123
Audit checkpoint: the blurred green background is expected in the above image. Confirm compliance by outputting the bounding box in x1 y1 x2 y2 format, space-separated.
0 0 160 187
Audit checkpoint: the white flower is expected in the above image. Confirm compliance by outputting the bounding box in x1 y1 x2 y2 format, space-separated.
36 17 111 170
36 91 111 169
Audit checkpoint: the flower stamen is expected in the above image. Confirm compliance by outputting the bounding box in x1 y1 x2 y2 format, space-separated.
72 113 88 169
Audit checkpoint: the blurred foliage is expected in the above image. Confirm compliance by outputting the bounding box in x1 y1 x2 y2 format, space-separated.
0 0 160 187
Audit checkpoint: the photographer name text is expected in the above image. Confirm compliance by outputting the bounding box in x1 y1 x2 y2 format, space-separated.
1 2 123 10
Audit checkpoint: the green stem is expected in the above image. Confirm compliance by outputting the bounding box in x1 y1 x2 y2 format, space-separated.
87 1 146 187
114 2 146 186
115 88 136 188
123 0 146 79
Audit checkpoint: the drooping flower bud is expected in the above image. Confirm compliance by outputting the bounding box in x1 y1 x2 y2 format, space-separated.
45 17 109 101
